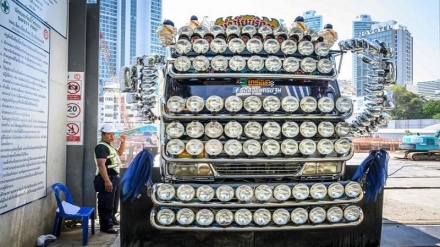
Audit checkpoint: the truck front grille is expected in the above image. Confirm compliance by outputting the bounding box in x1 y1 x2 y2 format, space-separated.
212 163 302 176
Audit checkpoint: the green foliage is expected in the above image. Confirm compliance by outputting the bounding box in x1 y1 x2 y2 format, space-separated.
388 85 424 119
421 100 440 118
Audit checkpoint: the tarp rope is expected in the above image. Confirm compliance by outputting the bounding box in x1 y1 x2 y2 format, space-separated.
351 149 389 203
121 148 154 202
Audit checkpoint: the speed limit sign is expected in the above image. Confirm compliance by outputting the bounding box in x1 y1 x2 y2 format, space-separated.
67 103 81 118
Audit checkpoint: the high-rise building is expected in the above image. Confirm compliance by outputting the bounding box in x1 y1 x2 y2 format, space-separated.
97 0 165 92
352 15 378 94
417 79 440 99
303 10 322 32
355 20 413 96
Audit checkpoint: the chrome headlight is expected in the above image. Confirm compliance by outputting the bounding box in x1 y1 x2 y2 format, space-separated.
304 162 340 174
300 96 317 113
318 122 335 137
262 139 280 156
344 205 361 221
224 121 243 138
193 39 210 54
246 38 263 53
291 208 308 225
177 26 193 38
225 96 243 112
334 138 351 155
185 139 204 155
273 184 292 201
236 185 254 202
258 25 273 38
235 209 253 226
229 38 246 53
265 56 282 72
186 96 204 113
226 25 241 37
205 95 224 112
253 209 271 226
318 97 334 113
282 122 299 138
300 57 317 73
156 184 175 200
205 121 223 138
157 209 175 225
224 139 242 156
315 42 330 56
175 39 192 54
196 209 214 226
283 57 300 72
167 96 185 113
328 182 344 199
243 139 261 156
345 182 362 198
192 56 210 71
298 40 314 55
263 121 281 138
281 139 298 155
174 56 191 72
196 185 215 202
300 121 317 138
176 208 195 225
281 96 299 112
255 185 273 201
310 183 327 199
299 139 316 155
244 96 262 113
273 209 290 225
317 139 334 155
281 39 297 55
186 121 204 138
211 55 229 71
215 209 233 226
194 25 209 37
264 39 280 53
336 97 353 113
309 207 326 223
263 96 281 112
292 184 309 200
242 25 257 36
327 207 344 223
216 185 234 202
210 38 227 53
229 56 246 71
335 122 351 137
317 58 333 74
166 122 185 138
247 55 265 71
166 139 185 155
244 121 262 139
176 184 195 201
205 139 223 156
210 25 225 37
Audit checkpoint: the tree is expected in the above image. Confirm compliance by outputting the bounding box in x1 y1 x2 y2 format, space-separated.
421 100 440 119
388 85 424 119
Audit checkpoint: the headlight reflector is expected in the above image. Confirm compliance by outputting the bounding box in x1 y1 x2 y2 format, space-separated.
300 96 317 113
318 121 335 137
186 96 204 113
175 39 192 54
298 40 314 55
166 121 185 138
334 138 351 155
281 96 299 112
205 121 223 138
345 182 362 198
255 185 273 201
335 122 351 136
246 38 263 53
224 139 242 156
156 184 175 200
243 139 261 156
247 55 265 71
300 121 317 138
185 139 204 156
210 38 227 53
291 208 308 225
196 209 214 226
225 96 243 112
317 139 334 155
244 121 262 139
300 57 317 72
283 57 300 72
336 97 353 113
167 96 185 113
309 207 326 223
176 184 195 201
315 42 330 56
216 185 234 202
229 55 246 71
205 139 223 156
318 97 335 113
263 96 281 112
186 121 205 138
211 55 228 71
299 139 316 155
166 139 185 155
196 185 215 202
292 184 309 200
344 205 361 221
215 209 234 226
244 96 262 113
253 209 271 226
310 183 327 199
265 56 282 71
235 209 253 226
205 95 224 112
328 182 344 199
157 209 175 225
273 209 290 225
174 56 191 72
327 207 343 223
263 121 281 138
192 38 210 54
273 184 292 201
262 139 280 156
176 208 195 225
192 55 210 71
281 39 297 54
236 185 254 202
224 121 243 138
317 58 333 74
282 121 299 138
264 39 280 53
228 38 246 53
281 139 298 155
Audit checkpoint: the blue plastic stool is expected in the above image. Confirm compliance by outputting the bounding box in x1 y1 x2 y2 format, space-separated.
51 183 95 246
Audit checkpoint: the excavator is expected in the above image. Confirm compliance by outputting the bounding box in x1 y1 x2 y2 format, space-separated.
394 129 440 160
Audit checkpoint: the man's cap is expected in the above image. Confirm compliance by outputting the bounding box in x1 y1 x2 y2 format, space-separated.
163 19 174 27
324 23 333 29
294 16 304 22
191 15 198 21
100 123 117 133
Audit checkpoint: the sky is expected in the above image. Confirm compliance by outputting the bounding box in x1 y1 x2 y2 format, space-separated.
162 0 440 83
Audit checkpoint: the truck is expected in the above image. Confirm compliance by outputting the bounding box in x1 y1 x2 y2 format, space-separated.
120 15 396 247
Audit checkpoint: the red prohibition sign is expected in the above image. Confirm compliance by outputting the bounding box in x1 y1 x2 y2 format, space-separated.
67 81 80 94
67 123 80 136
67 103 81 118
74 73 81 80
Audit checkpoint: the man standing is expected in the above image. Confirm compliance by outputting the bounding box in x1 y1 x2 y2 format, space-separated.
94 124 126 234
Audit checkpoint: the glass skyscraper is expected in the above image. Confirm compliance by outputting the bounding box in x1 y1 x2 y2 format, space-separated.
303 10 322 32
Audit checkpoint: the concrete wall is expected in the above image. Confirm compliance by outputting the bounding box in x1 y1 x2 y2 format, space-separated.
0 31 68 247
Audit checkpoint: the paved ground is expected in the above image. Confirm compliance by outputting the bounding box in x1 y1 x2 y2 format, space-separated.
49 151 440 247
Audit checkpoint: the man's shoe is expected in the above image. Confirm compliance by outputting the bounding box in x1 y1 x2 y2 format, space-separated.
112 218 120 225
101 228 119 234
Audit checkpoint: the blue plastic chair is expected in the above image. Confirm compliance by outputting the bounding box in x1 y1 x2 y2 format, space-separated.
51 183 95 246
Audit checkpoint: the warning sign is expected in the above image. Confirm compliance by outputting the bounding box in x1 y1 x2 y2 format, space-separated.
66 122 81 142
67 103 81 118
67 80 81 100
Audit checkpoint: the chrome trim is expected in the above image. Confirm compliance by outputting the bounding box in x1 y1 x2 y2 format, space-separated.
150 208 363 231
166 64 338 80
161 144 354 164
160 103 349 121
